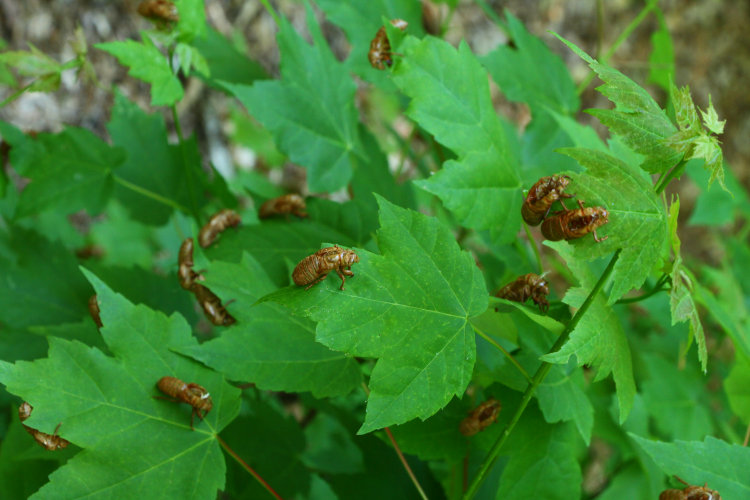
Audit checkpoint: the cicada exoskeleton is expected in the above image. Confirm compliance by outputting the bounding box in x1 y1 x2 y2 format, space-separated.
18 402 70 451
137 0 179 23
178 237 203 290
659 476 721 500
495 273 550 313
459 398 502 437
192 283 236 326
541 199 609 243
292 245 359 290
258 194 308 219
156 376 213 430
521 175 574 226
368 19 408 70
198 209 241 248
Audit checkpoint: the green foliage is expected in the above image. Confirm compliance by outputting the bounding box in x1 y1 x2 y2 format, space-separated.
97 35 183 107
0 3 744 499
393 36 521 243
263 196 486 432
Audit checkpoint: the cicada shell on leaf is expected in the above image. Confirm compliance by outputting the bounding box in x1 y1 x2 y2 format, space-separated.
659 476 721 500
258 194 308 219
459 398 502 437
541 199 609 243
495 273 549 313
292 245 359 290
88 294 103 328
192 283 236 326
198 209 241 248
156 376 213 430
368 19 408 70
18 402 69 451
521 175 574 226
137 0 179 23
178 237 203 290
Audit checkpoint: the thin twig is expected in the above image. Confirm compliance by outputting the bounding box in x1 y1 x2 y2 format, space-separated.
523 222 544 274
216 434 284 500
472 323 532 383
361 383 428 500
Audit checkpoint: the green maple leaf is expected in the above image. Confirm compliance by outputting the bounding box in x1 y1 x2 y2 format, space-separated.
262 196 487 432
666 84 727 191
222 5 364 193
542 241 636 422
177 253 362 397
631 435 750 499
667 196 707 371
315 0 423 81
481 11 579 115
554 34 681 174
0 125 125 218
96 34 183 107
725 355 750 423
392 36 522 244
0 270 240 499
555 148 668 304
640 353 713 440
106 91 208 225
204 219 356 287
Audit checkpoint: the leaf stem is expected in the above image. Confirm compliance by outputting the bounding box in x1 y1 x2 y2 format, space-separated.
463 249 622 499
258 0 281 25
113 175 189 212
744 422 750 447
615 274 671 305
523 222 543 274
576 2 656 95
361 383 428 500
216 434 284 500
473 0 507 34
471 323 532 384
168 49 201 223
654 159 688 195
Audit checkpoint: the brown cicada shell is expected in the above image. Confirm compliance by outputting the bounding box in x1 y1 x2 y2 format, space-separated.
156 376 213 430
18 402 70 451
521 175 574 226
88 294 103 328
368 19 408 70
459 398 502 437
137 0 179 23
293 245 360 290
198 209 241 248
258 193 308 219
495 273 550 313
541 199 609 243
178 237 204 290
659 476 721 500
192 283 236 326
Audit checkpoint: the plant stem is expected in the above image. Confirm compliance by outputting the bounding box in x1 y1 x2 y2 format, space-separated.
655 159 688 195
474 0 507 34
216 434 284 500
168 50 201 223
361 383 428 500
744 422 750 447
258 0 281 25
523 222 544 274
463 249 621 499
576 2 656 95
615 274 671 305
472 323 532 383
113 175 189 212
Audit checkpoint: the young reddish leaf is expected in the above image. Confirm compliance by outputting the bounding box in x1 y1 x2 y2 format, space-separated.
222 5 363 193
0 270 240 498
393 36 522 243
96 35 183 107
177 253 362 397
262 196 487 432
542 240 636 423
